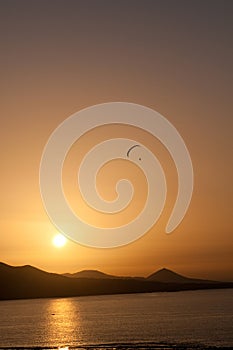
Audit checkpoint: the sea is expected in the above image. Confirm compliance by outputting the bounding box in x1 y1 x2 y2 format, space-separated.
0 289 232 349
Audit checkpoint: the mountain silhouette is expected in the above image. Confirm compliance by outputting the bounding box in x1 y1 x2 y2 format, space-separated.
63 267 215 284
147 268 216 284
63 270 119 279
0 262 232 301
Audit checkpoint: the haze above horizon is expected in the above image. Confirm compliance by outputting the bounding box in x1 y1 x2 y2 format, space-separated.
0 0 232 282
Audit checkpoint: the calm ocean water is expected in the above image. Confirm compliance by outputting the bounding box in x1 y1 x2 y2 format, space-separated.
0 289 232 349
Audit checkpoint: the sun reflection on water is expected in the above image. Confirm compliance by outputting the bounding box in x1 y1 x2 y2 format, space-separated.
46 298 82 346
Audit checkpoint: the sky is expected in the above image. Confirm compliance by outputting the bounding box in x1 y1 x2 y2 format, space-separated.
0 0 233 281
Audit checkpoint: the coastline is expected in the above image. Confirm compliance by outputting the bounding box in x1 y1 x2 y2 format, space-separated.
0 342 231 350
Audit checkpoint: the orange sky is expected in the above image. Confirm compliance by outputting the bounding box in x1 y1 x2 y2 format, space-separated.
0 1 232 281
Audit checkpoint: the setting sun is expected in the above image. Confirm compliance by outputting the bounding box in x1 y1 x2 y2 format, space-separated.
52 234 67 248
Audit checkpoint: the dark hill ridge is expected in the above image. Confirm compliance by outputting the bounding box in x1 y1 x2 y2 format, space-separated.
147 268 217 284
63 269 119 279
63 267 216 284
0 262 232 301
63 269 141 280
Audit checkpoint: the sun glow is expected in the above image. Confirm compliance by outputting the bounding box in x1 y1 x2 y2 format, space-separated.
52 234 67 248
